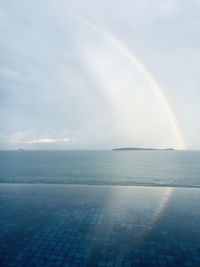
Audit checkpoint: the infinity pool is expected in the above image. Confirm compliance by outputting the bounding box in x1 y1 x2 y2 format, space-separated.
0 184 199 266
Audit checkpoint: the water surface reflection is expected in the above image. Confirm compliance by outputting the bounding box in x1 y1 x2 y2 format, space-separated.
0 184 199 266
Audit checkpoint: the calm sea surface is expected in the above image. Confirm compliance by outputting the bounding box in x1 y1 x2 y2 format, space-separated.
0 150 200 187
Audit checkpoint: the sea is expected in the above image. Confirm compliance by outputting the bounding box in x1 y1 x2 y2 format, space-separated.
0 150 200 187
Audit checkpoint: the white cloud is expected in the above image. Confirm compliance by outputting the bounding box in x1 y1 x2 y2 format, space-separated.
0 132 70 147
25 137 69 144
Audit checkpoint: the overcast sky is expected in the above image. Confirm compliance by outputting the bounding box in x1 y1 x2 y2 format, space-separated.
0 0 200 150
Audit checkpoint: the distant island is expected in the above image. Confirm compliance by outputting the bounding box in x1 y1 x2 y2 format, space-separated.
112 147 174 151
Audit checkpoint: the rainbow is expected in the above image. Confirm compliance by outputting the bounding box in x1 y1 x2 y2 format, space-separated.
82 17 186 149
78 17 185 234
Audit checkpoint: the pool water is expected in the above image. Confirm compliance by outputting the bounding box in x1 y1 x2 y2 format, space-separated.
0 184 199 267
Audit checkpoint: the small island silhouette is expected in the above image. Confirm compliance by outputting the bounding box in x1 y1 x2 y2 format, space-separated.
112 147 174 151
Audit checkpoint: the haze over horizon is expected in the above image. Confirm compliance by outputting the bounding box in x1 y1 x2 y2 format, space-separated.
0 0 200 150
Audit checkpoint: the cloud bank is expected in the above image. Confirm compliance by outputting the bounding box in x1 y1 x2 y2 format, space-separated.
25 138 69 144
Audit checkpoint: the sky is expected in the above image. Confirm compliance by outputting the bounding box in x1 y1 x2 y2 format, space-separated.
0 0 200 150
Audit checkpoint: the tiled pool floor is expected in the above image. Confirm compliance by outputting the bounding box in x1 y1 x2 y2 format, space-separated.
0 184 199 267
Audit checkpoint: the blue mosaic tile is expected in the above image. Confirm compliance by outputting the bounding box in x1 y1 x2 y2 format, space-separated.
0 184 199 266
